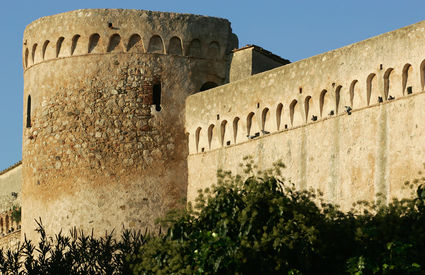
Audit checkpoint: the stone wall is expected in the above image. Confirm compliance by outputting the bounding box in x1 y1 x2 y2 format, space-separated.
0 164 22 243
0 164 21 213
0 231 21 251
22 9 237 240
186 20 425 209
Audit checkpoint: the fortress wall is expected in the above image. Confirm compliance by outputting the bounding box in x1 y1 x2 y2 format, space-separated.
22 9 236 240
0 231 21 251
0 164 21 212
186 20 425 208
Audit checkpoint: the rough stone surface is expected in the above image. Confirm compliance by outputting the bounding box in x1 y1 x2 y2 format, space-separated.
2 9 422 244
0 231 20 251
22 9 237 240
186 19 425 210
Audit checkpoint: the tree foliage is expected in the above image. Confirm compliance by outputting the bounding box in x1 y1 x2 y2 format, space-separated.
131 160 425 274
2 159 425 274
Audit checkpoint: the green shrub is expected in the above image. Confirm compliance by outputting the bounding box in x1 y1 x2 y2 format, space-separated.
2 160 425 274
0 219 148 274
131 161 425 274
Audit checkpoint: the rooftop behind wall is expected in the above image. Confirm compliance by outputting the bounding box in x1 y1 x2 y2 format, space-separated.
185 19 425 208
229 45 290 82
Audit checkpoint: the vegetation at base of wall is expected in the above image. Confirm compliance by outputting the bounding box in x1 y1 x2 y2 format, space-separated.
130 160 425 274
2 160 425 274
0 219 148 274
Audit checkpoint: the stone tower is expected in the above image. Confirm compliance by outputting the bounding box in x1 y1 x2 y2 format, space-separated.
22 9 238 239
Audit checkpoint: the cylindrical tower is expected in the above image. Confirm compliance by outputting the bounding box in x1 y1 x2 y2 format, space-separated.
22 9 238 239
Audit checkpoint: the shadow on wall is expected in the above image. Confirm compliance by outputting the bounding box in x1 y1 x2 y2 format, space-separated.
24 34 224 69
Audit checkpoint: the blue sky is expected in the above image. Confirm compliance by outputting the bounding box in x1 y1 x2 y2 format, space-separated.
1 0 425 170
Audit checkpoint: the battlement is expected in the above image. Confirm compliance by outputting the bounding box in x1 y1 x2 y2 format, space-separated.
23 9 237 70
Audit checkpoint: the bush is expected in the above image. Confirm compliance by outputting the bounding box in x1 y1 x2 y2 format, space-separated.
2 160 425 274
0 219 148 274
131 161 425 274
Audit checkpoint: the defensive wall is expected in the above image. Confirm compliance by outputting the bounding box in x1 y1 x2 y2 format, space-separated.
0 163 22 247
186 20 425 210
22 9 238 240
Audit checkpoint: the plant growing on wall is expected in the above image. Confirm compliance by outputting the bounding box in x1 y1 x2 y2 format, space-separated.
11 206 21 223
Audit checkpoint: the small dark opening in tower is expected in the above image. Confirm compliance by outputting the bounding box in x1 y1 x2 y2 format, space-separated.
26 95 32 128
153 83 161 111
407 86 413 95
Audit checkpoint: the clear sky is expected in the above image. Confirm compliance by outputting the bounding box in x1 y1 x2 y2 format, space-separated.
1 0 425 171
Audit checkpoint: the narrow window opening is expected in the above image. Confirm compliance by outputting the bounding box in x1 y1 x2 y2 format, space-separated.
257 103 260 108
289 99 297 126
26 95 32 128
349 80 358 107
407 86 413 95
42 40 50 60
24 48 29 68
56 37 64 58
261 108 269 132
335 86 342 114
226 141 231 146
217 114 220 120
366 74 376 106
208 124 214 150
421 60 425 91
402 64 412 95
153 83 161 111
5 216 9 233
195 127 201 153
299 87 302 94
31 44 38 63
276 103 283 131
246 112 255 137
319 90 327 117
233 117 239 143
384 68 393 100
71 35 80 55
304 96 311 122
220 120 227 146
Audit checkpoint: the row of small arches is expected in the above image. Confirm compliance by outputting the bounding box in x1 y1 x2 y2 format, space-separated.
192 60 425 153
0 214 20 237
24 33 222 68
